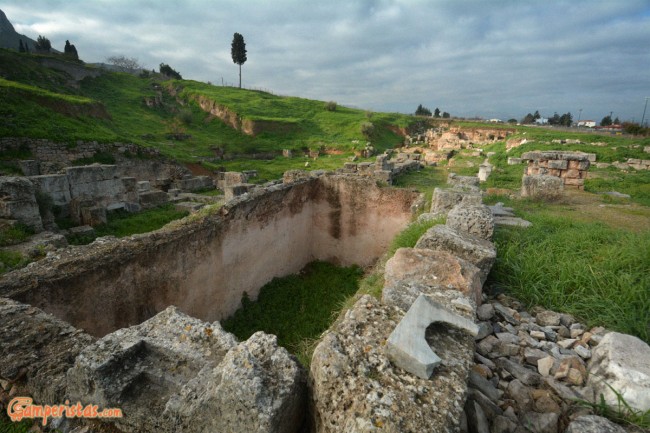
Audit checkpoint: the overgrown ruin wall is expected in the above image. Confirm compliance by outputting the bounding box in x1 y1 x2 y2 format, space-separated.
0 174 419 337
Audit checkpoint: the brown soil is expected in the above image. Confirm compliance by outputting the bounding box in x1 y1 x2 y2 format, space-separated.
185 162 214 177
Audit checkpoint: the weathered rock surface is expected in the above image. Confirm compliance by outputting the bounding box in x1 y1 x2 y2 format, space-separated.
384 247 483 305
0 297 94 404
0 176 43 231
447 173 480 191
565 415 627 433
67 306 306 433
446 203 495 240
587 332 650 412
415 224 496 284
430 187 482 217
310 295 474 433
521 174 564 200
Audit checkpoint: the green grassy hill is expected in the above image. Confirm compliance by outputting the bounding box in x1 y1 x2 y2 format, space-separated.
0 48 415 167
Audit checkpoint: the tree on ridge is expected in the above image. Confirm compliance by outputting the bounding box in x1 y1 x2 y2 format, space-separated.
231 32 247 88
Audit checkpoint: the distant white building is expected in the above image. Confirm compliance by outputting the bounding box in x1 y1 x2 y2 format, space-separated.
488 119 503 123
577 120 596 128
535 118 548 125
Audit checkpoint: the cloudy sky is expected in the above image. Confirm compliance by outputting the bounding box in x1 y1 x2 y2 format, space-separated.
3 1 650 122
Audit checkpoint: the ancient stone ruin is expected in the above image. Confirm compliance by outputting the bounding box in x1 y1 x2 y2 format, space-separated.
2 157 649 432
521 150 594 189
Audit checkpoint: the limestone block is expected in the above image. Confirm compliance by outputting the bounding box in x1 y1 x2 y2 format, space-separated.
81 206 107 226
138 190 169 208
563 177 585 187
65 165 118 184
507 157 523 165
373 169 393 184
283 170 310 184
447 173 480 191
376 154 390 170
446 203 495 240
521 174 564 199
430 188 482 217
225 183 254 201
67 307 306 433
0 297 94 404
415 224 496 284
587 332 650 412
565 415 626 433
0 176 43 231
121 177 137 192
19 160 40 176
174 201 204 213
137 180 151 192
29 174 71 206
547 159 568 170
310 295 473 433
478 164 492 182
386 294 479 379
385 247 483 305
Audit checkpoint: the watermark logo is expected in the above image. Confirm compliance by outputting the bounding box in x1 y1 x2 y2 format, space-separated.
7 397 123 426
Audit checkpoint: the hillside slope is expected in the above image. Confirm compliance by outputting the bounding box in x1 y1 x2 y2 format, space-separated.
0 48 416 163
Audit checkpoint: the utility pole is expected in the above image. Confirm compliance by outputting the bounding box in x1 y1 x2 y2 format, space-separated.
577 108 582 126
642 97 649 127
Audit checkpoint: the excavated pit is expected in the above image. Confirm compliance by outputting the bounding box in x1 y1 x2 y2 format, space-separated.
0 174 420 337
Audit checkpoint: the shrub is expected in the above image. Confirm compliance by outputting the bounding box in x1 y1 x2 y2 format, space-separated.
360 121 375 138
178 108 193 125
324 101 337 112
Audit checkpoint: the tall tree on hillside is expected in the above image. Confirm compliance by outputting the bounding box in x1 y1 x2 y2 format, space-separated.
434 108 441 118
18 39 25 52
601 115 612 126
231 32 247 88
64 40 79 60
35 35 51 52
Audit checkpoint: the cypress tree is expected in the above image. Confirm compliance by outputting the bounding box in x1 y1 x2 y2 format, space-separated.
231 33 247 88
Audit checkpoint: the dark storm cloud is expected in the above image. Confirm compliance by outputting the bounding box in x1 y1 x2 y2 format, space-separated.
4 0 649 121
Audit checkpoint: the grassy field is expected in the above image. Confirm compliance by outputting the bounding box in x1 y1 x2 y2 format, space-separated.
488 204 649 343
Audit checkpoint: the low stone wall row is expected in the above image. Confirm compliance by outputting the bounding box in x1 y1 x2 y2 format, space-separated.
309 174 497 432
0 137 163 174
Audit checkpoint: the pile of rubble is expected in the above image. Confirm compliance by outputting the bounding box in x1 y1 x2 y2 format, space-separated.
466 293 650 433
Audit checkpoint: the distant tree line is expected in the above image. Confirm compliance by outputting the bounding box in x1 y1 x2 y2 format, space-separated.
548 112 573 127
415 104 450 118
18 35 79 60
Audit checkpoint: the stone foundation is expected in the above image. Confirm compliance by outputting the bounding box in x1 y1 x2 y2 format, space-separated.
0 174 419 337
521 151 594 189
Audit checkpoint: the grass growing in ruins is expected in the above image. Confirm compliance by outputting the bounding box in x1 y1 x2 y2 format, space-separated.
222 261 362 365
204 154 356 184
0 224 33 246
489 213 650 343
66 204 189 244
94 204 189 238
0 250 31 276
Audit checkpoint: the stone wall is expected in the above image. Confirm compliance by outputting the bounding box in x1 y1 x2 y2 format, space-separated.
0 137 186 180
310 176 496 432
0 174 419 337
521 151 594 189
